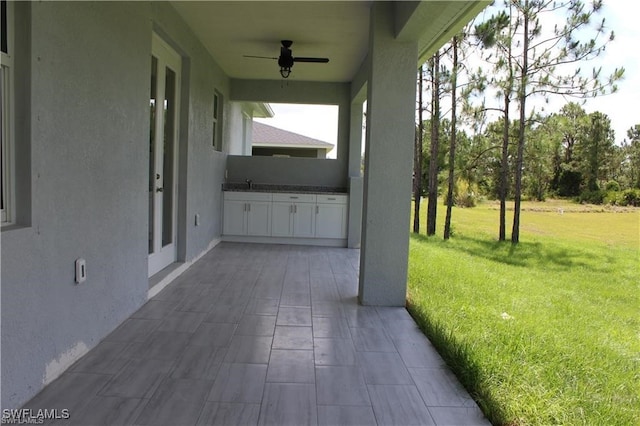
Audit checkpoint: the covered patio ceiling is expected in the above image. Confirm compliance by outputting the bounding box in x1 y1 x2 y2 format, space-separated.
171 1 488 83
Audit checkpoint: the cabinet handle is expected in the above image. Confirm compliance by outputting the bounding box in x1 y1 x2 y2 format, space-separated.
316 205 319 214
290 196 299 199
244 203 247 212
327 197 336 200
248 203 251 212
290 205 293 214
294 205 297 213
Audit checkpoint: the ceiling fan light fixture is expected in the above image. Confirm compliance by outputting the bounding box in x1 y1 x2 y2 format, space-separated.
280 66 291 78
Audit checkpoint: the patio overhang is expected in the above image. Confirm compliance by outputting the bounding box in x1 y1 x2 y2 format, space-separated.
171 1 489 83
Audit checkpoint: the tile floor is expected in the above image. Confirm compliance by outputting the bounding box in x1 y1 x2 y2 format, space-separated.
24 243 489 425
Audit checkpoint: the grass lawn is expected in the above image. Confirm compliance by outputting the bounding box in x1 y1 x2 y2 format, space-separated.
407 199 639 425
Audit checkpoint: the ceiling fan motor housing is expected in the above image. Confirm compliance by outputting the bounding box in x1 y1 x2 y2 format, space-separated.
278 45 294 68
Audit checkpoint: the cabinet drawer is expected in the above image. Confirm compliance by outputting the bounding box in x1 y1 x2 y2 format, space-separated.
272 193 316 203
316 194 348 204
224 191 272 202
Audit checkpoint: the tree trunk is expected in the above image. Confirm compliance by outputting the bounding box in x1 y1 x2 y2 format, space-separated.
426 51 440 236
499 93 509 241
413 67 424 233
512 0 529 244
444 37 458 240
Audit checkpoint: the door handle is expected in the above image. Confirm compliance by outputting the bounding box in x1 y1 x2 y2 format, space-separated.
156 187 164 192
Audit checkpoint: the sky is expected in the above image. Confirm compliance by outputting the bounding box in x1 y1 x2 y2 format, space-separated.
256 1 639 147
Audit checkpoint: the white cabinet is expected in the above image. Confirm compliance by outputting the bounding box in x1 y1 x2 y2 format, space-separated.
272 193 316 237
223 191 348 243
271 202 293 237
222 200 247 235
315 194 348 238
223 192 272 236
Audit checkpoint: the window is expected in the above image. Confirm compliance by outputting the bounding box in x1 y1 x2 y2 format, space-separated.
1 0 13 225
212 90 223 151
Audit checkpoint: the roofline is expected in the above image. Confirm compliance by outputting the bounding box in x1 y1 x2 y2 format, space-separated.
252 143 333 151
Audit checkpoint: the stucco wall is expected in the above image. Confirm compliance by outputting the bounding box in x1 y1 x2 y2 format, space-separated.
1 1 236 409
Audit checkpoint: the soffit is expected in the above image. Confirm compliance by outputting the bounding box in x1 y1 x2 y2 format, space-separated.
171 1 372 83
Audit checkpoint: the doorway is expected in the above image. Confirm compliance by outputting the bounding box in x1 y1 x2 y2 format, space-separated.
148 34 181 277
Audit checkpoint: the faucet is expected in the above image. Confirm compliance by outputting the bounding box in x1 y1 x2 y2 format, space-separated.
245 179 253 190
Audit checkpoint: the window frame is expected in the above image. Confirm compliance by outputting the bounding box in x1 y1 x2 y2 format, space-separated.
1 0 14 226
212 90 223 151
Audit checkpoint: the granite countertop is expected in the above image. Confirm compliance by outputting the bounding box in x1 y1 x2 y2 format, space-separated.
222 182 348 195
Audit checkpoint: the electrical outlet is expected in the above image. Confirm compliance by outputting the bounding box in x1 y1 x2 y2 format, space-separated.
75 258 87 284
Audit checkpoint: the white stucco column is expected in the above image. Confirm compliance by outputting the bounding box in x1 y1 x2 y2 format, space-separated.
358 2 417 306
347 97 364 248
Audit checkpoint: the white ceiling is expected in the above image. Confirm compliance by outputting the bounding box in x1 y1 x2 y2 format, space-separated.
171 1 372 83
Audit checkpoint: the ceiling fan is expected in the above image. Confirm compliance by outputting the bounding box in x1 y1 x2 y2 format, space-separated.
244 40 329 78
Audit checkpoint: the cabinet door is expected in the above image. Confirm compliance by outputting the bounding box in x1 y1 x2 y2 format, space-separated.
315 203 347 238
293 203 316 237
223 200 246 235
271 202 292 237
246 201 271 236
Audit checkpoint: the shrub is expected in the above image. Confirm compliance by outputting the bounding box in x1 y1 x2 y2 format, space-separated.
622 189 640 207
454 178 478 208
578 189 605 204
605 180 621 192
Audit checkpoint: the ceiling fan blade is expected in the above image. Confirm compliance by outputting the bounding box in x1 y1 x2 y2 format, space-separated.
243 55 278 60
294 57 329 63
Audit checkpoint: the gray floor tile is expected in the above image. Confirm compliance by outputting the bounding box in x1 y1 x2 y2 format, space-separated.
157 310 207 333
153 284 191 303
171 345 226 380
235 314 277 336
197 402 261 426
317 405 377 426
280 290 311 307
244 298 280 316
272 326 313 350
344 306 383 328
315 366 370 406
258 383 317 426
209 363 267 403
131 299 178 320
410 367 478 407
383 319 428 343
135 378 213 426
104 318 160 342
277 306 312 326
99 358 173 399
25 372 113 413
64 395 147 426
190 322 236 347
428 406 490 425
311 301 344 318
310 283 341 303
395 338 447 368
266 350 315 383
376 306 413 322
123 330 190 361
174 287 221 313
223 335 272 364
69 340 128 374
312 316 350 338
350 327 396 352
314 338 357 366
368 384 436 426
357 352 413 385
205 303 247 324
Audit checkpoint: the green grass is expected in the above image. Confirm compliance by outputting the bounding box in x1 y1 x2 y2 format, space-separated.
407 200 640 425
